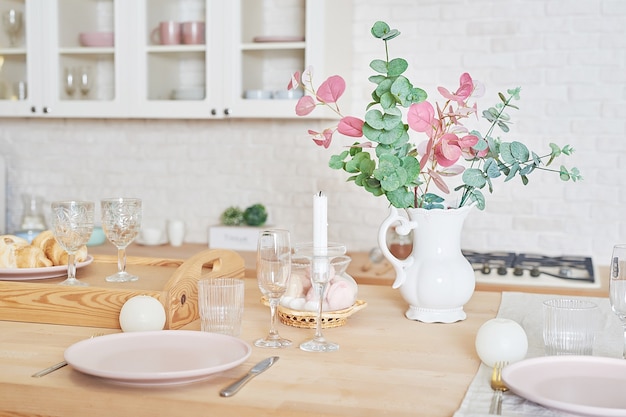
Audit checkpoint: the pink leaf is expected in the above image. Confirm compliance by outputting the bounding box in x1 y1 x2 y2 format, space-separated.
316 75 346 103
295 96 316 116
428 169 450 194
337 116 364 137
287 71 300 90
438 164 465 177
309 129 334 149
458 134 479 149
407 102 435 133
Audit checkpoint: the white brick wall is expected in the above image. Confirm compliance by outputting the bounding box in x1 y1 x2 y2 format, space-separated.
1 0 624 266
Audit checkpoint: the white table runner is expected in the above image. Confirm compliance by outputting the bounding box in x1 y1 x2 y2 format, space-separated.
454 291 623 417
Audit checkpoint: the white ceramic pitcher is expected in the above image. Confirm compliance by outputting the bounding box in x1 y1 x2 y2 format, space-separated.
378 205 475 323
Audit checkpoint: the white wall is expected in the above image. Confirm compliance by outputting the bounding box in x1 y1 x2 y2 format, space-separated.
1 0 624 266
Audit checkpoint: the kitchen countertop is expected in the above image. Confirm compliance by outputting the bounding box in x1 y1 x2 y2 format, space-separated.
89 242 609 296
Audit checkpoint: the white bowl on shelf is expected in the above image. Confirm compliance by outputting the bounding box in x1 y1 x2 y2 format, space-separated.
79 32 114 47
244 89 272 99
273 89 304 100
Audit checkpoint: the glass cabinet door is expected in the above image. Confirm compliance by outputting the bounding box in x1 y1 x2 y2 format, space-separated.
0 0 38 116
40 0 129 117
132 0 219 118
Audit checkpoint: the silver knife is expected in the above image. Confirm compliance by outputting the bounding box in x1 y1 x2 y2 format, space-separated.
220 356 279 397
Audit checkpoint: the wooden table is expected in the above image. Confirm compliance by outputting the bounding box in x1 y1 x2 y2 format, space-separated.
0 278 501 417
0 245 606 417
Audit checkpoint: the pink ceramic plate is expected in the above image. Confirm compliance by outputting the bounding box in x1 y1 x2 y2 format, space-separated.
0 255 94 281
64 330 252 387
503 356 626 417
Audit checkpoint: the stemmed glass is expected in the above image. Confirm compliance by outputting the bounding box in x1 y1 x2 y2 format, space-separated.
295 242 346 352
2 9 22 47
101 198 142 282
50 201 94 286
610 244 626 359
255 229 292 348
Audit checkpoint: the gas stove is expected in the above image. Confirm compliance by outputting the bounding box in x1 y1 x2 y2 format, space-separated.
463 250 600 289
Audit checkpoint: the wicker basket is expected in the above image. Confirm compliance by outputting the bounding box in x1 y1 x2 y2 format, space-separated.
263 298 367 329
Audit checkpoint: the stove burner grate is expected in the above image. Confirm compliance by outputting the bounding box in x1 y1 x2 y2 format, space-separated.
462 250 595 283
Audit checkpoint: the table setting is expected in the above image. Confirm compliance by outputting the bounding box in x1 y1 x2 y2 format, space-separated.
454 291 625 417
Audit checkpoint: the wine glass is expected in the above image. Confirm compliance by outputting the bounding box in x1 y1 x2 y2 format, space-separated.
610 244 626 359
2 9 22 47
295 242 346 352
50 201 95 286
64 67 76 98
255 229 292 348
101 198 142 282
78 66 91 98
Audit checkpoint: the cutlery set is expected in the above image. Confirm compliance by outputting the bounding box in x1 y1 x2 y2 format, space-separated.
488 361 509 415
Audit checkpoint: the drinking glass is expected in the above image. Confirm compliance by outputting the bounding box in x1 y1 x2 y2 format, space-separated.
78 66 91 97
255 229 292 348
610 244 626 359
101 198 142 282
294 242 347 352
50 201 94 286
64 67 76 97
2 9 22 46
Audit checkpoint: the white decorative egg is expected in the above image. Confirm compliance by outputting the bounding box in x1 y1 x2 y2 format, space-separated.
119 295 166 332
475 318 528 367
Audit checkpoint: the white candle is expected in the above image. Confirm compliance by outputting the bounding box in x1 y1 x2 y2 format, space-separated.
313 191 327 255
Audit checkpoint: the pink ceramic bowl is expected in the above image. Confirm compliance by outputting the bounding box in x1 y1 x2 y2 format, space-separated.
79 32 114 47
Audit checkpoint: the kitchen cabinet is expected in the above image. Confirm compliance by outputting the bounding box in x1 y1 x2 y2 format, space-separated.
0 0 350 119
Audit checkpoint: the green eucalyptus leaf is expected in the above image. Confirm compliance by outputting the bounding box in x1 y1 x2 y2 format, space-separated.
519 164 534 176
497 121 510 133
484 158 501 178
371 21 391 38
385 106 402 117
381 28 400 41
368 75 386 85
365 109 385 129
362 123 382 142
388 58 408 76
510 141 530 162
380 91 396 109
329 153 347 169
521 175 529 185
504 162 520 182
463 168 487 188
370 59 388 74
360 157 376 176
387 188 414 208
375 78 393 97
499 143 515 164
378 122 408 145
468 189 486 210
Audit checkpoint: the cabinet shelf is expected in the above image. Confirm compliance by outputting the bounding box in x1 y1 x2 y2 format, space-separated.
241 41 306 51
59 47 115 55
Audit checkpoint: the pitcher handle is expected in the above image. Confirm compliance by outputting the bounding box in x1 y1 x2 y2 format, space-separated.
378 206 417 289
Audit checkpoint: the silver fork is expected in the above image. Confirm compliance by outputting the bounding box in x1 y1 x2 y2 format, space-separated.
31 333 104 378
489 361 509 415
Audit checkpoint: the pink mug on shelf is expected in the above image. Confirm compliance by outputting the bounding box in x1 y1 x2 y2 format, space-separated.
182 21 205 45
151 21 181 45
